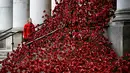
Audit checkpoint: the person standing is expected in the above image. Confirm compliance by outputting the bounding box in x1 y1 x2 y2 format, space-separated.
23 18 35 42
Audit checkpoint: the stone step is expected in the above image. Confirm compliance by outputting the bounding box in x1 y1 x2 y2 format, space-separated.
0 49 12 52
0 57 6 61
0 52 7 56
0 49 12 62
0 55 7 59
0 54 8 61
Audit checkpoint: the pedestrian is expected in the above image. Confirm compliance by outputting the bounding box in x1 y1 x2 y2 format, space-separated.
23 18 35 42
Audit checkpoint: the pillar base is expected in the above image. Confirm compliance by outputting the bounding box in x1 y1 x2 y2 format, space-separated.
108 21 130 56
108 9 130 56
114 9 130 21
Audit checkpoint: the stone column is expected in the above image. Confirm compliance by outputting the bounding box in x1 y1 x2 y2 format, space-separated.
0 0 13 31
13 0 29 31
108 0 130 56
0 0 13 50
30 0 51 25
12 0 28 49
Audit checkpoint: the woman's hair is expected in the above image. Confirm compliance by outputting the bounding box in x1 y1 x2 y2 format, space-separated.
27 18 32 23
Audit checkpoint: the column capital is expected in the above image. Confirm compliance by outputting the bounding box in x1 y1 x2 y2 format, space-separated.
113 9 130 21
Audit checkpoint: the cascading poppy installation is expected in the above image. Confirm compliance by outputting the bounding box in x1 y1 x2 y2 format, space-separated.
0 0 130 73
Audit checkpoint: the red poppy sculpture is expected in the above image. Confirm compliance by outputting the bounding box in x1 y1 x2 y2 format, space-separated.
0 0 130 73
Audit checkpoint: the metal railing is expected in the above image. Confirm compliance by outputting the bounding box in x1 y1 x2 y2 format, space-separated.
26 24 65 46
0 31 22 41
0 31 23 50
0 23 43 48
28 23 44 37
0 32 13 39
26 28 58 45
0 27 12 35
0 23 46 51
